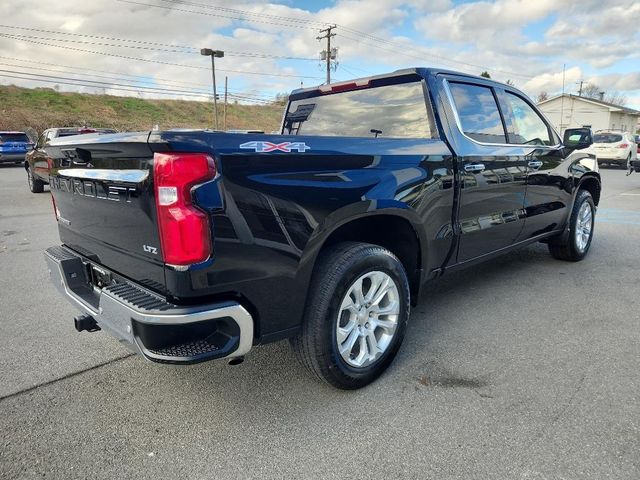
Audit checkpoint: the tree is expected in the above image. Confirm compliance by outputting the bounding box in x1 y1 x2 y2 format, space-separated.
536 91 549 103
580 82 602 99
480 71 491 78
579 82 627 105
274 92 289 105
604 91 627 106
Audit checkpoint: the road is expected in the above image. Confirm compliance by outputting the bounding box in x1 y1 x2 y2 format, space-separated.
1 165 638 479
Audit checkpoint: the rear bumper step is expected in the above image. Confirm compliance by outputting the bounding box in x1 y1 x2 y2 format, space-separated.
44 245 253 364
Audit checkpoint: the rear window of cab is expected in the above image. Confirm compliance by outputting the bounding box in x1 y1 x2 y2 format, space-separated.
283 81 436 139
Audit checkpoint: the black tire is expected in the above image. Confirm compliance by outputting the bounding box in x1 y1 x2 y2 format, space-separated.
27 166 45 193
548 189 595 261
290 242 411 389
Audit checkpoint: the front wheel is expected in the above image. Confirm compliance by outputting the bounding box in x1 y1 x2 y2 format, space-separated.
290 242 411 389
548 189 595 261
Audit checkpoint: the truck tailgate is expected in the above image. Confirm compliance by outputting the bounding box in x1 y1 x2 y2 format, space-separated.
47 133 166 292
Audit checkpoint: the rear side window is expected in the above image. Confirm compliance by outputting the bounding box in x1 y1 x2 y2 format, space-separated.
284 81 435 138
0 133 29 143
448 83 506 143
501 92 552 145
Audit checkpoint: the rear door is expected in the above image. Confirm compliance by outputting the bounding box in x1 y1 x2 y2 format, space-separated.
443 78 528 262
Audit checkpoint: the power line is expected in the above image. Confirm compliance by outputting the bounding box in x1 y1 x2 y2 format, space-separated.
0 70 275 104
0 68 212 97
0 55 277 98
156 0 329 27
0 34 325 79
117 0 320 30
0 28 318 61
0 24 194 49
143 1 540 81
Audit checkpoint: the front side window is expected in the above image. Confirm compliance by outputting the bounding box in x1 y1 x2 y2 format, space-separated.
449 82 506 143
502 92 552 145
284 81 434 138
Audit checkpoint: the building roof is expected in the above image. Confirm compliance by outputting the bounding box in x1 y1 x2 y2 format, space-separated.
538 94 640 116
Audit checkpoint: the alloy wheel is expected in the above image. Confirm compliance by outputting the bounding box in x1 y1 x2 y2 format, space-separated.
335 271 400 368
575 201 593 253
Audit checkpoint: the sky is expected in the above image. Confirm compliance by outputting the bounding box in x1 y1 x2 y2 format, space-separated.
0 0 638 109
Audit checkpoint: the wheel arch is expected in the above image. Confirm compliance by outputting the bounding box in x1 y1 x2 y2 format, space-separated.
577 173 601 206
302 209 427 306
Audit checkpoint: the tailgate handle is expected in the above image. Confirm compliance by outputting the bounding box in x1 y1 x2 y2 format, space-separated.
61 148 92 165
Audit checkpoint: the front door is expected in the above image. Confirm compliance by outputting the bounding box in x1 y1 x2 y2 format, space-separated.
495 89 572 239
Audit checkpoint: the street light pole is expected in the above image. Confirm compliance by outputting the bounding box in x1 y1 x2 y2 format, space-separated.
210 55 218 129
200 48 224 130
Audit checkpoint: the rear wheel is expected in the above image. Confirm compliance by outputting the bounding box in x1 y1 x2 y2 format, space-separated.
27 166 44 193
290 242 410 389
548 189 595 261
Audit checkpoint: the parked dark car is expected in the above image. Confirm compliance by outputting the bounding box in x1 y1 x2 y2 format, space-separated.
0 131 33 165
25 127 117 192
43 68 600 389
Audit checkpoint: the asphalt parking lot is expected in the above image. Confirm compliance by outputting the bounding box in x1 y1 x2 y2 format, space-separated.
0 165 638 479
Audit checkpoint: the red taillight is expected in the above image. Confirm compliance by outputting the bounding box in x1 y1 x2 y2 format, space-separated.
619 143 629 148
153 152 216 266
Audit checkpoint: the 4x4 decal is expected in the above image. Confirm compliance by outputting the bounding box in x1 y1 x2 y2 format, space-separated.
239 141 310 153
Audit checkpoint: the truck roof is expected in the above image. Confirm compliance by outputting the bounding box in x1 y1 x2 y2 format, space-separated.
290 67 507 98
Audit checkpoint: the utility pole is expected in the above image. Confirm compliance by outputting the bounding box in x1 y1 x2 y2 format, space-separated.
200 48 224 129
577 80 584 97
317 25 337 84
224 76 228 131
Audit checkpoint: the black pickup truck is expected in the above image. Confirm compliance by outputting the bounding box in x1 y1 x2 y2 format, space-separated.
44 68 600 389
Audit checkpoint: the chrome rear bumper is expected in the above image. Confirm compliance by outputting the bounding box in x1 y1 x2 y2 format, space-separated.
45 245 254 364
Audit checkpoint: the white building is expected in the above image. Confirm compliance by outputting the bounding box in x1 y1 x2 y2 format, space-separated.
537 94 640 135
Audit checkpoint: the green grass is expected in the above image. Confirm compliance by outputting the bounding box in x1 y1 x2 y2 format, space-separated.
0 84 284 136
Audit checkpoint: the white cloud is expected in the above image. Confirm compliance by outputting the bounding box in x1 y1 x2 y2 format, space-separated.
523 66 583 94
0 0 636 111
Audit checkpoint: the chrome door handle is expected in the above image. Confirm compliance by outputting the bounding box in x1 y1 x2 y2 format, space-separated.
528 160 543 169
464 163 485 173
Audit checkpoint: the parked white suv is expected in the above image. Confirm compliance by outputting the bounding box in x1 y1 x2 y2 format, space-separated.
589 131 637 168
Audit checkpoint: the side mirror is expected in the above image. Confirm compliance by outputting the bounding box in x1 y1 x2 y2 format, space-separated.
563 128 593 150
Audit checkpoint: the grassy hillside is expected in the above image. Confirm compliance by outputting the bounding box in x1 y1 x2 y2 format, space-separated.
0 85 284 137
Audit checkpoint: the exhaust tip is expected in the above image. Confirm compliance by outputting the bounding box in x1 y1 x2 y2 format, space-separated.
228 356 244 366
